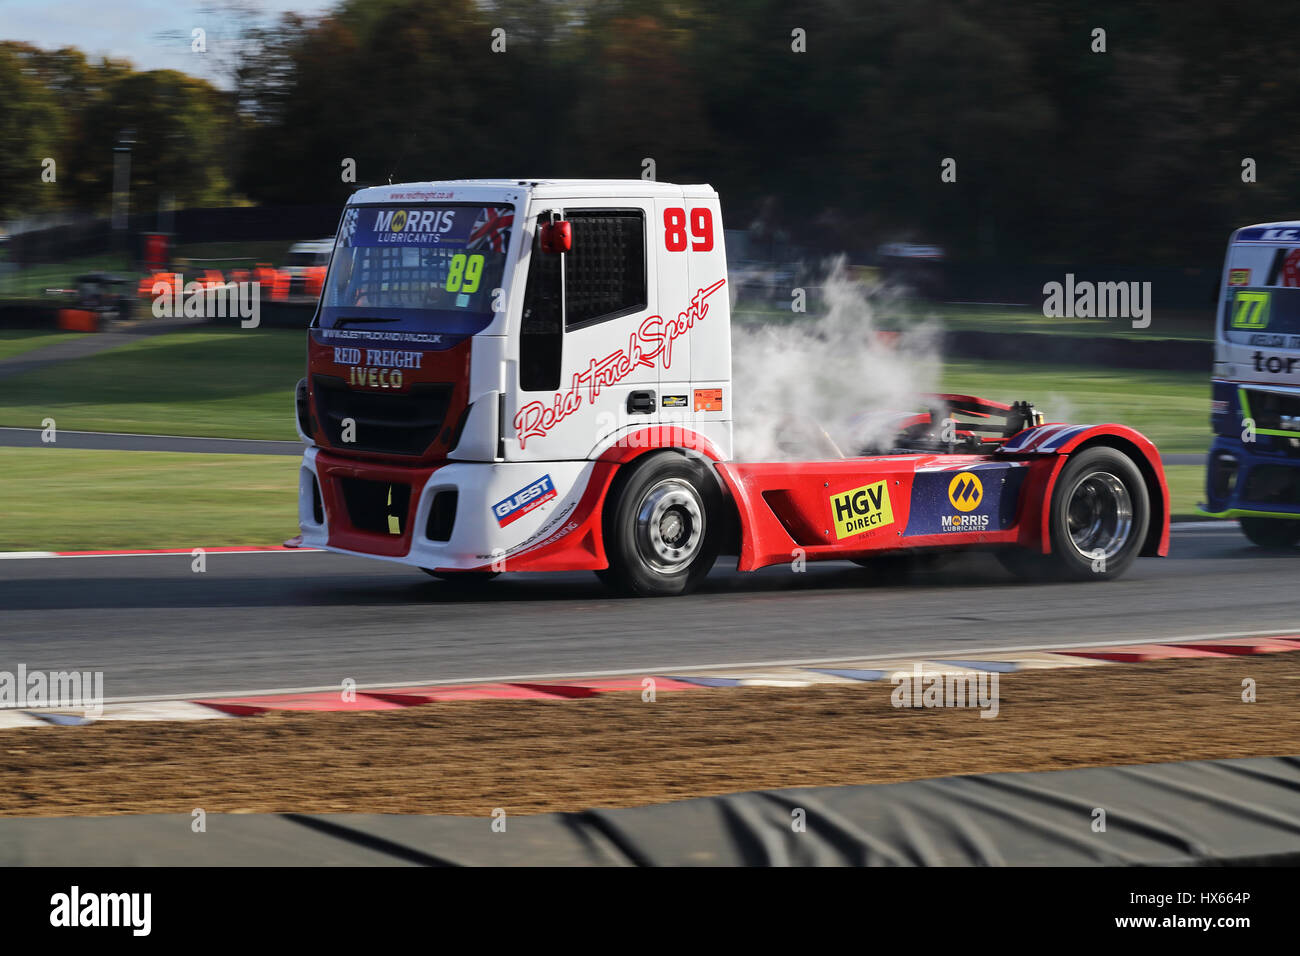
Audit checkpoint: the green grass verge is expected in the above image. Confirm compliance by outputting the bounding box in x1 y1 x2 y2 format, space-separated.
0 448 299 551
0 327 303 439
0 254 133 301
0 326 1210 454
939 360 1209 455
1163 464 1207 521
0 329 88 361
919 305 1212 341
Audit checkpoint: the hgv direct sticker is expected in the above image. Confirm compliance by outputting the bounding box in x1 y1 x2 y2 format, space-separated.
831 480 894 539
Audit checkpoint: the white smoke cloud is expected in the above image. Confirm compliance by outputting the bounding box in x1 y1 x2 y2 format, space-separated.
731 258 944 461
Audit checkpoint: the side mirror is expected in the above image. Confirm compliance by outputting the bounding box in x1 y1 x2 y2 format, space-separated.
539 220 572 254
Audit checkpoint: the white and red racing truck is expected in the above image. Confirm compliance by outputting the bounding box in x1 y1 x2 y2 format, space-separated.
295 179 1169 595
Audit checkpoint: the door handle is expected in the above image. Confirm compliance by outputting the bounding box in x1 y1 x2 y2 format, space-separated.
627 390 656 414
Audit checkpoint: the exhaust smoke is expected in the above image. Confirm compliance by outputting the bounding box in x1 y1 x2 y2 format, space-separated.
731 258 944 461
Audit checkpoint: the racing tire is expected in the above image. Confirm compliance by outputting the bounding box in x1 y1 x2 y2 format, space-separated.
599 452 722 597
998 446 1150 582
421 569 500 584
1239 516 1300 549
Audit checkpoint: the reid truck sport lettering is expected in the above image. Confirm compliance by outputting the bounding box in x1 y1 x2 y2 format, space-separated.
295 179 1169 595
513 279 726 449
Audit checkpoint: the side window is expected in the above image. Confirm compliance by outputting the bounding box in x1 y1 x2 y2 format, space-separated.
519 214 562 391
564 209 646 330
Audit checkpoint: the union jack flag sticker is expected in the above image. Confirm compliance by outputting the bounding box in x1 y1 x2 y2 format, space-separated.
468 206 514 253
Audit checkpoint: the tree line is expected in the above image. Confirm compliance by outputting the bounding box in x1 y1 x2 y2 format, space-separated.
3 0 1299 265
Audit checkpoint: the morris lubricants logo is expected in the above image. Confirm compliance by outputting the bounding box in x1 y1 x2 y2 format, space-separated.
940 513 990 532
831 480 894 540
948 472 983 512
373 208 456 234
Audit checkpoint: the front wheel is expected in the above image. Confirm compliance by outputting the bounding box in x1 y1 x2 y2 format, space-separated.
999 446 1150 581
1239 516 1300 549
599 452 722 596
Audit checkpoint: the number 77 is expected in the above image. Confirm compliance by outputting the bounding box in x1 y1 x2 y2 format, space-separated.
1232 291 1269 329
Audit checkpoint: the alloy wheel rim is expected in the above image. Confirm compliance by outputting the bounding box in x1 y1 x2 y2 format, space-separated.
635 479 704 573
1065 470 1133 562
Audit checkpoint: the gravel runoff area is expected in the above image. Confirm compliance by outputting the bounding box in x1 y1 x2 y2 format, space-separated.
1 654 1296 817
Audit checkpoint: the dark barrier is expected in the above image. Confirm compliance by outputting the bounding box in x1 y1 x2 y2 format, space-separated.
0 303 61 330
7 205 344 266
230 303 316 330
901 261 1223 311
3 754 1297 866
943 329 1212 371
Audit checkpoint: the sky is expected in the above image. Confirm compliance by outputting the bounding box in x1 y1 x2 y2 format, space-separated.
0 0 336 85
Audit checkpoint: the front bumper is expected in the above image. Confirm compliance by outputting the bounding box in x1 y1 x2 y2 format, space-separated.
297 448 602 571
1199 437 1300 519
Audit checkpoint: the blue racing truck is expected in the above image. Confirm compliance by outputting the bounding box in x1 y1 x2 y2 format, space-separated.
1202 221 1300 547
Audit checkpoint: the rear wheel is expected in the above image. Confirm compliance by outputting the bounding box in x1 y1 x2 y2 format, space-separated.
999 446 1149 581
598 452 722 596
1239 516 1300 549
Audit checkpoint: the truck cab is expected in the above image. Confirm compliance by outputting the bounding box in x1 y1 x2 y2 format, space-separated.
1201 222 1300 547
295 179 733 589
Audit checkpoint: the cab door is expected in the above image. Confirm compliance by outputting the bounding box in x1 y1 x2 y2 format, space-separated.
509 201 659 460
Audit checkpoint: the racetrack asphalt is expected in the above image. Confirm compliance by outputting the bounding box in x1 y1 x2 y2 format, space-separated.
0 524 1290 700
0 428 1203 464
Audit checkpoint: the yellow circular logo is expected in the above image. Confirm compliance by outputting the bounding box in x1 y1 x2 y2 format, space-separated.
948 472 983 512
390 209 408 232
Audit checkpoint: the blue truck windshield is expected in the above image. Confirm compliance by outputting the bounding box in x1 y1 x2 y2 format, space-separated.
1221 286 1300 348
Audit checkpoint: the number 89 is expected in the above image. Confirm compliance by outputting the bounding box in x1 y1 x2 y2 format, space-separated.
663 207 714 252
446 253 484 294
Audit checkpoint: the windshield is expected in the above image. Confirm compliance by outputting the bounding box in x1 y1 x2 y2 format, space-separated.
1221 286 1300 349
318 203 513 337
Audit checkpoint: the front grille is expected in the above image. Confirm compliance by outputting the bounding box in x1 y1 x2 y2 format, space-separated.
339 477 409 535
295 378 313 436
1245 388 1300 436
313 374 452 456
310 474 324 524
426 490 458 542
1243 465 1300 506
1208 453 1238 502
